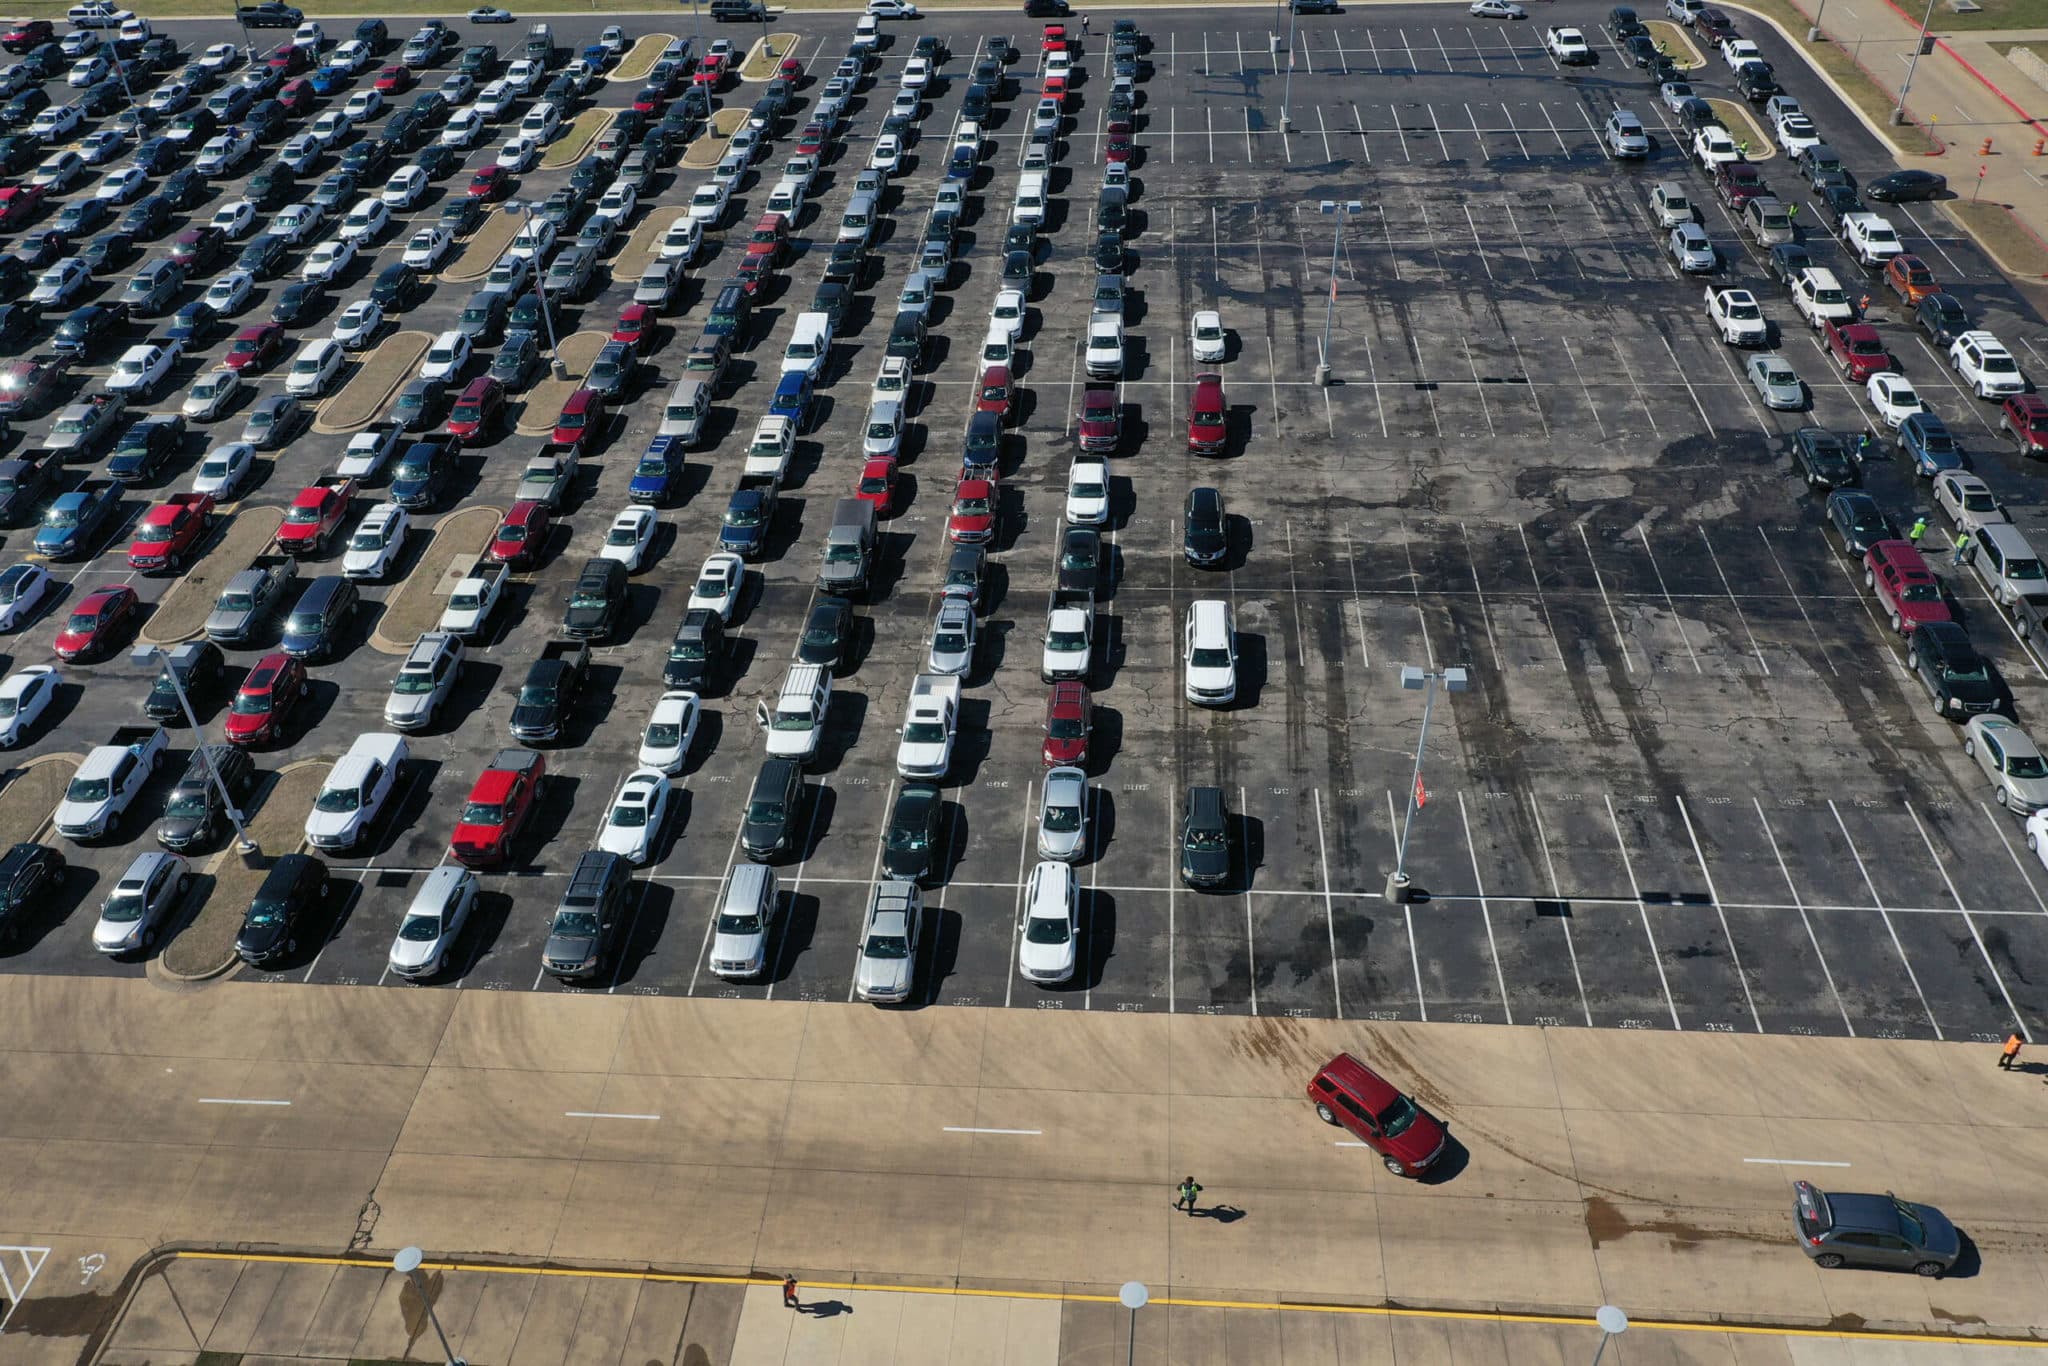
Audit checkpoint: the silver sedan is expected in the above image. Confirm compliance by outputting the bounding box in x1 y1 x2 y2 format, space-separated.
1966 716 2048 812
1746 354 1805 410
1037 766 1089 862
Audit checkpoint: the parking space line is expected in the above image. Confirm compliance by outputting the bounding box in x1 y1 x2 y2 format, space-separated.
1234 28 1245 76
1698 526 1770 675
1286 522 1307 670
1314 104 1332 162
1827 800 1943 1038
1535 101 1573 158
1343 528 1370 669
1635 525 1700 673
686 807 750 998
1240 783 1258 1017
1386 789 1428 1020
1675 796 1762 1032
1513 525 1567 667
1605 329 1660 432
1908 336 1999 432
1434 27 1456 70
1578 524 1637 674
1206 105 1214 163
1455 792 1513 1023
1464 28 1491 75
1375 202 1402 280
1655 331 1716 435
1425 103 1451 160
847 777 896 1004
1500 200 1539 280
607 878 653 995
1904 801 2030 1040
1312 789 1341 1019
1978 799 2048 916
1458 522 1504 673
1461 338 1497 437
1755 526 1838 676
1556 337 1605 436
1604 793 1683 1030
1893 204 1968 279
1527 794 1594 1025
1751 800 1856 1035
1459 204 1495 283
1003 780 1035 1011
1264 334 1281 432
1463 103 1490 163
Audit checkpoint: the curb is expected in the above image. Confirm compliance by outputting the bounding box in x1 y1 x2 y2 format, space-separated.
681 106 749 169
0 751 82 848
1719 2 1943 160
540 107 615 170
311 330 431 435
513 331 608 435
739 31 801 82
367 505 504 654
441 209 525 284
139 506 287 646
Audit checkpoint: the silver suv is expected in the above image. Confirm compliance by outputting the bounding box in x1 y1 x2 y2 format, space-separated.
383 631 465 732
1793 1181 1960 1277
854 879 921 1003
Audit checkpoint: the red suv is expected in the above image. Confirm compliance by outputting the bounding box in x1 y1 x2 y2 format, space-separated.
1307 1053 1449 1177
2000 394 2048 457
1865 539 1949 635
224 652 308 747
1825 320 1894 382
744 212 789 268
1077 384 1119 452
553 387 607 450
1188 372 1226 454
488 499 550 568
447 375 504 440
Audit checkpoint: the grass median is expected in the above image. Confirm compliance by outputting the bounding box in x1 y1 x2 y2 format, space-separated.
441 209 524 285
608 34 674 85
681 107 750 170
1707 98 1777 159
741 33 801 83
0 753 79 851
613 208 690 286
312 330 432 434
140 506 284 647
514 331 609 436
1943 199 2048 276
1645 21 1705 69
540 109 615 172
158 760 334 982
368 504 504 654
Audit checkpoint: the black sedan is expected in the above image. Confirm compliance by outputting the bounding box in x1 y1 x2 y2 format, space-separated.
1865 169 1947 202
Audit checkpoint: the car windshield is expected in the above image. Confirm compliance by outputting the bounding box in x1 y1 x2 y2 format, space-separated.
552 910 599 937
397 913 442 942
102 888 146 922
285 503 322 524
2011 559 2047 582
746 798 784 824
1192 646 1233 668
1942 656 1989 682
717 910 761 934
887 821 928 852
67 775 110 803
904 720 945 744
1050 628 1085 651
1984 354 2019 374
1025 915 1070 945
1376 1094 1421 1137
1892 1202 1926 1245
864 928 909 959
230 687 273 715
1043 802 1081 832
2008 753 2048 779
314 784 360 813
459 799 503 824
610 800 647 827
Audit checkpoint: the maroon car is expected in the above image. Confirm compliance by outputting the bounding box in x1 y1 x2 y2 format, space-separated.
1307 1053 1449 1177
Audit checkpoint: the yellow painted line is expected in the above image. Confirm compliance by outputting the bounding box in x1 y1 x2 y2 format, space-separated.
166 1252 2048 1346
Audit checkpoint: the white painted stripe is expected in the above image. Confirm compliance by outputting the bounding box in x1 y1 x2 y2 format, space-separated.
943 1127 1041 1136
1335 1141 1372 1148
565 1111 660 1121
1743 1158 1851 1168
198 1098 291 1106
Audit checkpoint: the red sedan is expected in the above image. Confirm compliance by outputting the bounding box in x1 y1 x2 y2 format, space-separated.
225 652 307 747
224 323 286 373
611 302 656 353
1042 23 1067 51
855 456 897 515
488 498 551 568
1188 371 1226 455
796 122 827 157
946 477 998 545
467 164 510 200
373 64 414 92
1042 680 1091 767
52 585 138 662
974 366 1013 422
1105 133 1134 164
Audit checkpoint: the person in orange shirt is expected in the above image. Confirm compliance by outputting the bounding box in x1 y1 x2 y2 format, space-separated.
1999 1032 2023 1070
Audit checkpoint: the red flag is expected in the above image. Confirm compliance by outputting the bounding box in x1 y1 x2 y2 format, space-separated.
1414 774 1428 809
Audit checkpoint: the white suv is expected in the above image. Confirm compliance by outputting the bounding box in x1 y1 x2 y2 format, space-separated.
1706 287 1768 346
1950 330 2027 399
1184 599 1238 707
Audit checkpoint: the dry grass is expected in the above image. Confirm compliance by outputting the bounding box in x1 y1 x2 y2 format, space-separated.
1943 199 2048 275
368 504 503 652
740 33 801 82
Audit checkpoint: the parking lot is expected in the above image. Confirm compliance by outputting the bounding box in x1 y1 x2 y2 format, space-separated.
5 1 2048 1045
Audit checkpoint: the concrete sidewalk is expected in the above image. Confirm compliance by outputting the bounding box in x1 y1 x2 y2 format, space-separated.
1747 0 2048 275
0 981 2046 1363
87 1253 2048 1365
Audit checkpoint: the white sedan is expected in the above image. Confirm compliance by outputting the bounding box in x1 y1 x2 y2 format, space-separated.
341 87 383 121
1867 372 1926 429
331 299 384 349
308 110 354 147
191 442 256 499
1932 471 2009 537
687 552 745 622
0 665 59 748
496 135 540 172
599 507 657 571
94 165 149 202
301 234 358 283
1190 309 1227 362
181 368 244 422
402 226 453 269
597 768 672 865
0 564 54 633
869 133 903 173
203 270 256 316
1470 0 1526 15
638 690 700 775
210 199 257 239
197 42 241 72
988 288 1026 343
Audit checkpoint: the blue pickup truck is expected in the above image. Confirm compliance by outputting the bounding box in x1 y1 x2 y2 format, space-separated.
36 478 121 558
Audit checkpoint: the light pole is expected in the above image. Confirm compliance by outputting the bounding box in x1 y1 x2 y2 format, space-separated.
1590 1305 1628 1365
1808 0 1828 42
130 644 256 856
499 199 567 379
1385 663 1469 904
393 1247 465 1366
1892 0 1938 125
1316 199 1361 387
1280 0 1299 132
1119 1281 1148 1366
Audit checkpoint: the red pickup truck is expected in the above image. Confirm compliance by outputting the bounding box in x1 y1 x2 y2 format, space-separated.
450 748 545 866
274 473 356 557
1825 320 1895 383
128 492 216 573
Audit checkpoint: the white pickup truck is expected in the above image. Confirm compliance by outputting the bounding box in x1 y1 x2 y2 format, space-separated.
1545 25 1594 63
1840 212 1904 268
743 415 795 487
54 725 168 842
894 673 960 779
437 559 509 638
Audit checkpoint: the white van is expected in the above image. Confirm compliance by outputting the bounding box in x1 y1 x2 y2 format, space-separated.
660 377 710 445
757 663 832 762
1967 523 2048 608
709 863 779 979
1012 171 1047 226
1184 599 1238 706
781 311 833 380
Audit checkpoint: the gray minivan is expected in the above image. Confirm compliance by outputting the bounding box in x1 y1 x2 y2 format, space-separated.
1967 522 2046 608
839 191 877 245
280 575 359 661
1742 196 1795 246
541 850 633 980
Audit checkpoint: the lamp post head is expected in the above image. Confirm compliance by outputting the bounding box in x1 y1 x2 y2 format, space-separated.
1444 666 1470 692
1596 1305 1628 1334
1400 665 1426 690
393 1246 424 1275
1119 1281 1149 1310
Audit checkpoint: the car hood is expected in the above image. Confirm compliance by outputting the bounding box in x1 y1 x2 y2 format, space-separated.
223 710 269 739
93 912 144 950
1910 1202 1960 1256
1039 823 1083 858
1381 1106 1449 1165
157 811 208 847
710 928 765 971
543 929 596 966
385 691 432 725
857 950 913 999
510 700 560 732
1183 842 1229 883
236 915 288 959
1187 661 1234 690
741 814 785 852
303 806 360 842
1018 937 1074 976
55 794 110 826
205 605 254 634
1187 526 1226 556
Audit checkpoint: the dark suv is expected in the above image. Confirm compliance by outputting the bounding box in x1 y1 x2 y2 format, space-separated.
1179 785 1232 889
0 842 64 944
1793 1181 1960 1276
741 757 804 862
234 853 327 966
157 745 257 852
541 850 632 980
1909 621 2011 720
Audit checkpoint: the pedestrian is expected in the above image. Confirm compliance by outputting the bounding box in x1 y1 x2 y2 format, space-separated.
2000 1032 2023 1069
1908 515 1927 546
1856 432 1872 462
1737 139 1750 158
1175 1176 1203 1215
1081 13 1090 32
1953 532 1972 567
1786 202 1799 221
783 1276 800 1309
1858 292 1872 314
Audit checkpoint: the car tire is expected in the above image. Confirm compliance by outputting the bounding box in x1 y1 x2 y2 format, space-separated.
1914 1261 1945 1278
1965 738 1977 756
1814 1252 1845 1269
2027 830 2039 851
1381 1154 1407 1177
1314 1102 1339 1126
1890 611 1903 634
1865 568 1877 588
1935 696 1949 718
1998 787 2013 809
